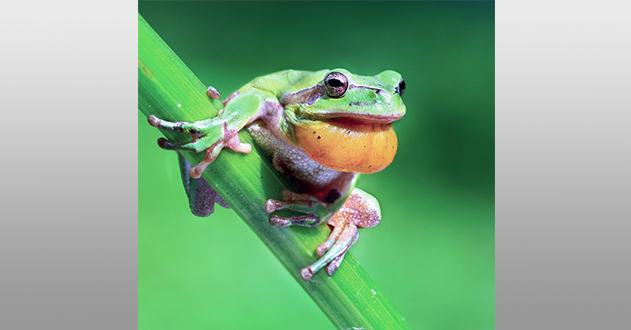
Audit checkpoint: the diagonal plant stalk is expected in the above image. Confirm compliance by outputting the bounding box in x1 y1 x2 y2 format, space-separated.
138 13 411 330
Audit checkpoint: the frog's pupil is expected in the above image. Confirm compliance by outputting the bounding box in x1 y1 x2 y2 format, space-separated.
328 79 343 87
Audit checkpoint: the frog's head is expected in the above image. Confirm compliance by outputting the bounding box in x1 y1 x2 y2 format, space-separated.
282 69 407 174
282 68 406 122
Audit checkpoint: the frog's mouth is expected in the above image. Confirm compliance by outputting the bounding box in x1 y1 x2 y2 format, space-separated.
292 116 399 174
313 112 404 125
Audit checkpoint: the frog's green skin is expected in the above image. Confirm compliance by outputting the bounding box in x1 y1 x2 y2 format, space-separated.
148 69 406 280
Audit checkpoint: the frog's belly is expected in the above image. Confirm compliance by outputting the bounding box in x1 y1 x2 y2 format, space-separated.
246 121 342 192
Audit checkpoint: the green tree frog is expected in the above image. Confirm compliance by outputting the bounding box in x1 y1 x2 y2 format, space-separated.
148 69 406 280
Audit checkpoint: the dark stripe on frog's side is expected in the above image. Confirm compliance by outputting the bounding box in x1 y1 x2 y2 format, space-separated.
280 85 323 106
280 84 387 107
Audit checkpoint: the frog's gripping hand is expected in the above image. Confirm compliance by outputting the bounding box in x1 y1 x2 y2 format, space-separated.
147 115 252 179
147 106 250 217
266 188 381 280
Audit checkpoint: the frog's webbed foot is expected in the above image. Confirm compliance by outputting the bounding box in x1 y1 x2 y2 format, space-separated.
266 188 381 280
147 115 251 179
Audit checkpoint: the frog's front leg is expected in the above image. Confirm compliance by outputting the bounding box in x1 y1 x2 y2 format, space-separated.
147 90 275 179
148 115 251 179
266 188 381 280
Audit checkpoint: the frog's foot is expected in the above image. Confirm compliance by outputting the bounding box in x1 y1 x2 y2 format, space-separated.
301 220 359 280
266 188 382 280
148 115 252 179
265 190 328 227
301 190 381 280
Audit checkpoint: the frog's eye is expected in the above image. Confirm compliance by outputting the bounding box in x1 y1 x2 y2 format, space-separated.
396 78 406 96
324 72 349 98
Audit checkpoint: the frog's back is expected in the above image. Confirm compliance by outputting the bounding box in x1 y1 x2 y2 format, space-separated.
242 69 329 99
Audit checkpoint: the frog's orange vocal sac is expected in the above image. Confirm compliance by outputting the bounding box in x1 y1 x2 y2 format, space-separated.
148 68 406 280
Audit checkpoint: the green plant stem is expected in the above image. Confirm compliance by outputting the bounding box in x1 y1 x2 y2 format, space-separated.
138 13 411 329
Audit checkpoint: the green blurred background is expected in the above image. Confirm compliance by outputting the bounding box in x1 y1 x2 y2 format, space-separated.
139 1 494 329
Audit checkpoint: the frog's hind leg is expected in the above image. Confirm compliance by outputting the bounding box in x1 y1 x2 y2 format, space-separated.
266 188 381 280
177 153 229 217
301 188 381 280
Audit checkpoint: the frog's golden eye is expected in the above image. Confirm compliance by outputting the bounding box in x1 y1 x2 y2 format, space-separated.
324 72 349 98
396 78 405 96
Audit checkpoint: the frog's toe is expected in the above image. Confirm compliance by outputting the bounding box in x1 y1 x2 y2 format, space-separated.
157 137 198 152
326 255 344 276
155 131 217 154
147 115 212 137
206 86 221 99
265 199 283 213
269 214 320 227
147 115 161 127
189 145 223 179
224 131 252 154
156 137 174 149
300 266 315 281
268 214 290 227
264 191 327 221
301 222 359 280
316 222 346 256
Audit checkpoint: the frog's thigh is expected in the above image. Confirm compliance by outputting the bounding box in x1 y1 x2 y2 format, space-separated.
330 188 381 229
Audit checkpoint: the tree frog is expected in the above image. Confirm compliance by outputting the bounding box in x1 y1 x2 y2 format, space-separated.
148 69 406 280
